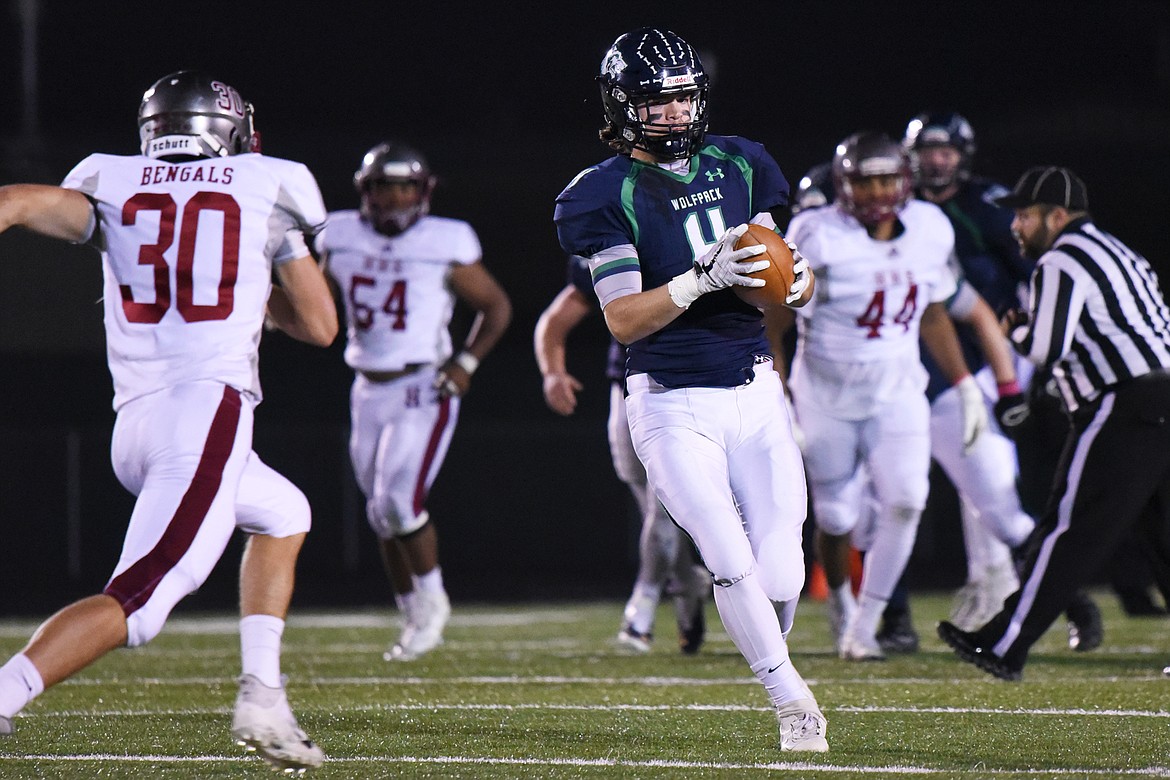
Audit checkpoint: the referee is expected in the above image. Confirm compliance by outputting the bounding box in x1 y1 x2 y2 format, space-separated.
938 165 1170 680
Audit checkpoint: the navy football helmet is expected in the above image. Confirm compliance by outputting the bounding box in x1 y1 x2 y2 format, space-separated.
903 111 976 191
138 71 257 161
354 141 436 235
792 162 834 215
832 132 913 226
597 28 710 161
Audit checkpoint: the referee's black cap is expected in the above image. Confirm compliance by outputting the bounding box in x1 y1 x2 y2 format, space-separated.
994 165 1088 210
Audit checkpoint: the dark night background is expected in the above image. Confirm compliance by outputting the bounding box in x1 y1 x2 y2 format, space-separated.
1 1 1168 613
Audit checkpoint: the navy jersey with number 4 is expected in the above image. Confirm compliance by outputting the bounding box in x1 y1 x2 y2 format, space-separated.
554 135 789 388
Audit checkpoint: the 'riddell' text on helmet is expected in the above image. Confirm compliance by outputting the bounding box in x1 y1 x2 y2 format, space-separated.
833 132 913 227
903 111 976 191
138 71 257 161
353 141 437 236
597 28 709 161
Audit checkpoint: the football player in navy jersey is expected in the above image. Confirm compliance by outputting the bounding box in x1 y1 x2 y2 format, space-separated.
535 255 708 655
555 28 825 752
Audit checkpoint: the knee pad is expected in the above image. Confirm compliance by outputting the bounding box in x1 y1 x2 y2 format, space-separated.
367 496 429 538
115 568 199 647
755 533 806 603
813 497 857 537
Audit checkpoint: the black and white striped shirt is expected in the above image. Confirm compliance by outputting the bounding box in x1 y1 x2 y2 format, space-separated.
1012 217 1170 411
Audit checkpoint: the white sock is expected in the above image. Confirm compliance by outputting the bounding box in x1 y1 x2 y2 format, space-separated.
415 568 445 594
853 593 889 640
750 649 813 709
240 615 284 689
395 591 416 615
623 581 662 634
0 654 45 719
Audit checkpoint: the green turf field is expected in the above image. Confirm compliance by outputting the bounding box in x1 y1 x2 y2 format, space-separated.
0 591 1166 778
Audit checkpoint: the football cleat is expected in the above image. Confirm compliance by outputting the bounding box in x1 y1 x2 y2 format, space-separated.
937 621 1023 681
673 565 709 655
677 601 706 656
616 624 653 654
838 630 886 662
876 610 919 654
231 675 324 773
0 715 12 736
1066 592 1103 652
387 590 450 661
776 699 829 752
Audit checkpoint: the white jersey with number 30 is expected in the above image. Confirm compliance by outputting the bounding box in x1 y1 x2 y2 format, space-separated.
62 152 327 409
786 200 957 419
319 211 481 373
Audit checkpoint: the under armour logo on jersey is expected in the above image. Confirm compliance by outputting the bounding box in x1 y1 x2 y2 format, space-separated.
706 168 724 181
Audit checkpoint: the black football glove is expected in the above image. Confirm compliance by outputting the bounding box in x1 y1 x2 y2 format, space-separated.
994 392 1030 439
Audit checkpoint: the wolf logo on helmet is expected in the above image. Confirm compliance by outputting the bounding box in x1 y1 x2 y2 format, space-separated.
832 132 913 227
597 28 710 161
137 71 257 162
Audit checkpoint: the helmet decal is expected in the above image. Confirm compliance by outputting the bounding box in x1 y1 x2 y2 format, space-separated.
138 71 256 161
597 28 710 161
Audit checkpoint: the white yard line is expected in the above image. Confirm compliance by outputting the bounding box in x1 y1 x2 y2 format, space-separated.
2 754 1168 776
21 701 1170 719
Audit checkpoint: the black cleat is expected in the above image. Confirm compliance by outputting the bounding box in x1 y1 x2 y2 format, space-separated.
877 611 919 654
678 601 706 655
937 621 1023 681
1065 592 1104 652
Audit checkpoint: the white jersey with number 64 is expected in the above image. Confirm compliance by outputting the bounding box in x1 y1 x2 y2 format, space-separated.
318 210 481 374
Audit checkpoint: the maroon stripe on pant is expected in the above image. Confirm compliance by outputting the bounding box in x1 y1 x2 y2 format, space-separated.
105 385 243 616
412 395 451 515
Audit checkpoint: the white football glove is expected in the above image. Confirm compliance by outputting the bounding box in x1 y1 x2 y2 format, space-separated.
668 223 769 309
956 375 989 453
784 239 811 305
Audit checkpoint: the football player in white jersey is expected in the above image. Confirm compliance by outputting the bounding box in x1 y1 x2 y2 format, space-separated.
782 132 988 661
318 142 511 661
0 72 336 772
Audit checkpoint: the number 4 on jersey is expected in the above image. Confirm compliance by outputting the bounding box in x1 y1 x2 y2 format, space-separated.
349 276 408 331
856 284 918 338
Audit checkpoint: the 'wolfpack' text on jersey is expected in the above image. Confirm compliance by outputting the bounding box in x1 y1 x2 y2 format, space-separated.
553 135 789 388
786 199 957 419
62 152 327 409
318 211 481 373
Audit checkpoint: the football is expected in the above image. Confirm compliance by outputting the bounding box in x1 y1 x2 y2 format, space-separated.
732 224 797 309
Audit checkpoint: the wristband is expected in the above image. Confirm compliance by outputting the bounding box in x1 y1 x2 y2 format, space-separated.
996 380 1021 397
453 351 479 375
667 270 700 309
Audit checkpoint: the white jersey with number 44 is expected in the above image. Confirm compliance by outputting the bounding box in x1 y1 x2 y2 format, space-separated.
62 152 327 410
786 200 957 420
319 211 481 373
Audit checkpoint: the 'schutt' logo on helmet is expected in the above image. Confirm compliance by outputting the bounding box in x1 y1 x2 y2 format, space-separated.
138 71 257 161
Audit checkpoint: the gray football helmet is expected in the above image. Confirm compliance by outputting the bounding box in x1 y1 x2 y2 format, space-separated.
138 71 257 161
353 141 437 235
832 131 913 226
